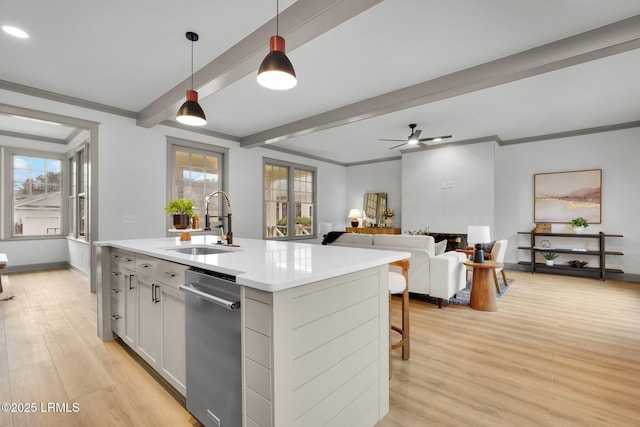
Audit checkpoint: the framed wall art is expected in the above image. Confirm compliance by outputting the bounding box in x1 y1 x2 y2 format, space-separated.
534 169 602 223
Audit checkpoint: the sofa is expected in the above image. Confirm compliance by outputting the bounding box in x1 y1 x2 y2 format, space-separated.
325 233 467 307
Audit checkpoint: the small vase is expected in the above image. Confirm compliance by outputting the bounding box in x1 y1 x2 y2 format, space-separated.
545 260 554 266
384 217 393 228
573 226 585 234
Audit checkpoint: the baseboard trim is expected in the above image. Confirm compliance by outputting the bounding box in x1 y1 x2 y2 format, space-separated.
1 262 67 274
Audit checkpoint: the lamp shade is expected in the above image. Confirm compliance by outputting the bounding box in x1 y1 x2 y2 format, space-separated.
176 90 207 126
467 225 490 244
257 35 297 90
348 209 362 219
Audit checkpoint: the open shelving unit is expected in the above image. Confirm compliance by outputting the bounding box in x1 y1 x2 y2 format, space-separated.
518 230 623 280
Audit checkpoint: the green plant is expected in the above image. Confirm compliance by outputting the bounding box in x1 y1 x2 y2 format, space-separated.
164 198 194 218
570 217 589 228
382 208 395 218
295 216 312 226
276 217 288 227
543 252 559 260
405 227 430 235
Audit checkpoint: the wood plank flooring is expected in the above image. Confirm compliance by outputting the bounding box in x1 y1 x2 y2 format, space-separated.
1 269 639 426
384 271 640 427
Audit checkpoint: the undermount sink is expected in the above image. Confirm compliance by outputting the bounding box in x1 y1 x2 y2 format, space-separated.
167 246 232 256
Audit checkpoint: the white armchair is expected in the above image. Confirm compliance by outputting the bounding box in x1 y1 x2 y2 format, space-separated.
490 239 509 293
430 251 468 304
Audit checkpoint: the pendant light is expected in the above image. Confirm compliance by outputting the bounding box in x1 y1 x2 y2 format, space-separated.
257 0 297 90
177 31 207 126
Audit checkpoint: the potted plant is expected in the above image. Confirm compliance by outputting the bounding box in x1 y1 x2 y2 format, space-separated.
542 252 559 266
164 198 194 229
570 217 589 234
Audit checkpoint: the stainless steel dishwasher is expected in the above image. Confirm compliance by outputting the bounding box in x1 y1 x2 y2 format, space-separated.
179 267 241 427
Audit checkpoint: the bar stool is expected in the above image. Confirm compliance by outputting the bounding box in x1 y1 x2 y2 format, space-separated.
389 259 410 360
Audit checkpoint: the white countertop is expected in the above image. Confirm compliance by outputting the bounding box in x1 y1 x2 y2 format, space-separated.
96 236 410 292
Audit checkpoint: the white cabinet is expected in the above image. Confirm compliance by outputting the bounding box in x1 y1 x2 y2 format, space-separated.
109 249 134 339
127 255 188 396
160 285 186 394
123 272 137 348
136 275 162 367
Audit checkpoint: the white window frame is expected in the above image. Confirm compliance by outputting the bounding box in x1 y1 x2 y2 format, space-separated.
166 137 228 233
1 146 67 240
263 158 317 240
67 141 89 241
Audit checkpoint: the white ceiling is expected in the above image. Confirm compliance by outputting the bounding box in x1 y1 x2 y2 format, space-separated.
2 0 640 164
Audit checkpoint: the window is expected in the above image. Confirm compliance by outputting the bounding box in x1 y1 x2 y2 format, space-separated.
6 149 64 237
68 142 88 240
167 138 227 229
264 159 316 240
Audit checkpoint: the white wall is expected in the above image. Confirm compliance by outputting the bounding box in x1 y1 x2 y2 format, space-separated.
402 141 496 235
0 89 348 271
496 127 640 275
345 159 402 229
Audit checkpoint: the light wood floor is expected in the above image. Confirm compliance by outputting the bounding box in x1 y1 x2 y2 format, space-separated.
1 269 639 426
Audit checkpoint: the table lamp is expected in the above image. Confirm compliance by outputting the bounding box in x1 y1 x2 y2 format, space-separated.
467 225 491 264
348 209 362 227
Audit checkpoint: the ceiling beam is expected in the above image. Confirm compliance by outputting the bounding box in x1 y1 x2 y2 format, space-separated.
136 0 382 129
240 14 640 147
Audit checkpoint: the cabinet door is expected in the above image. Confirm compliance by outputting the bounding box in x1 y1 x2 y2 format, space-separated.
160 285 186 396
137 276 161 367
123 273 138 348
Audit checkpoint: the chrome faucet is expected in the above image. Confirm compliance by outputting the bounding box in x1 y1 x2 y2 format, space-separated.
204 190 233 245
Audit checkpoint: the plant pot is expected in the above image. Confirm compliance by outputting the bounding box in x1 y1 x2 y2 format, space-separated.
172 214 190 230
545 260 554 266
573 226 585 234
384 217 393 228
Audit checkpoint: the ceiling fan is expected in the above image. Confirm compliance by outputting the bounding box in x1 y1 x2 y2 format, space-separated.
380 124 452 149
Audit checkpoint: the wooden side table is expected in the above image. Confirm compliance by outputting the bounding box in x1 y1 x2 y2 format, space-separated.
464 260 503 312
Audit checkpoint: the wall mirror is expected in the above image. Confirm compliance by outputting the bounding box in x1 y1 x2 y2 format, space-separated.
363 192 387 227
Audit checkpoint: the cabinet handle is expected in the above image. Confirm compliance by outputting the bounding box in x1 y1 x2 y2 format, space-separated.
111 254 119 259
140 263 152 269
111 314 122 320
111 272 121 276
163 272 176 278
152 284 160 303
128 274 135 290
122 257 132 262
111 288 121 294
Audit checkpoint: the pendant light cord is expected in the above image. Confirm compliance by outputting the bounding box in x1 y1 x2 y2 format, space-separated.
190 39 194 91
276 0 279 35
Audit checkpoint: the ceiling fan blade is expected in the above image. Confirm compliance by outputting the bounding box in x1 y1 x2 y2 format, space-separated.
379 138 406 142
419 135 452 142
388 142 408 149
413 129 422 139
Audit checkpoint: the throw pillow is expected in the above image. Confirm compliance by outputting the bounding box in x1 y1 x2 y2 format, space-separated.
485 240 496 252
435 239 447 255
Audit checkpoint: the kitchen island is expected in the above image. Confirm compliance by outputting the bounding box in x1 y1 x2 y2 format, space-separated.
96 236 409 427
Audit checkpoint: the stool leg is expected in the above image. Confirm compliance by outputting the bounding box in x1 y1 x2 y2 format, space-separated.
401 286 410 360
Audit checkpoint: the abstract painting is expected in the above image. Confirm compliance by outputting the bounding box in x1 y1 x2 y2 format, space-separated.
534 169 601 223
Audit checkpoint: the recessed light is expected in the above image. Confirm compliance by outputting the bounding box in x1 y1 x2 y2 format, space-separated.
2 25 29 39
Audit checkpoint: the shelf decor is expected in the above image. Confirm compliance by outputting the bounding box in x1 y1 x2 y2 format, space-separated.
534 169 601 223
517 230 623 280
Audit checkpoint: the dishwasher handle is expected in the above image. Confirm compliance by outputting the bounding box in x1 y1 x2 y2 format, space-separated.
179 284 240 311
